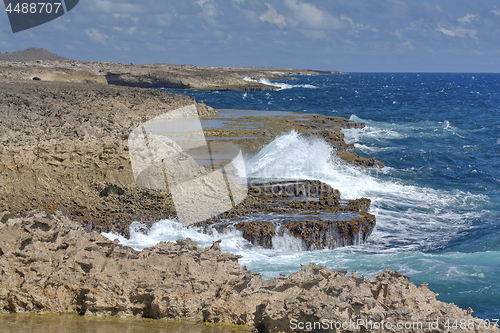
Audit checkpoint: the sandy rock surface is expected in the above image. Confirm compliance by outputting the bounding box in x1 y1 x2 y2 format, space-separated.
0 58 341 91
0 80 216 235
0 211 491 333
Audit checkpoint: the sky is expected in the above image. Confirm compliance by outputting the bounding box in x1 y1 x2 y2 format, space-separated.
1 0 500 72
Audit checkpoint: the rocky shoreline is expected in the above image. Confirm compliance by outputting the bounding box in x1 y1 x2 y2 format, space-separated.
0 61 490 331
0 78 381 242
0 211 486 332
0 55 342 91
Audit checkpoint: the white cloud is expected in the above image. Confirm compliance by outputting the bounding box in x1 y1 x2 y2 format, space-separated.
392 28 415 51
392 30 402 39
232 0 258 24
283 0 343 30
154 12 176 27
340 15 378 34
112 13 139 24
259 3 286 28
194 0 222 26
492 7 500 16
436 13 479 39
84 28 109 46
401 40 415 51
436 25 478 39
457 13 478 24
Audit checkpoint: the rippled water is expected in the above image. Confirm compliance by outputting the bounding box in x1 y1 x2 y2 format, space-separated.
0 314 246 333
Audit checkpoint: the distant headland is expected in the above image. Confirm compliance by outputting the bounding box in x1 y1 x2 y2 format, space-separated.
0 47 343 91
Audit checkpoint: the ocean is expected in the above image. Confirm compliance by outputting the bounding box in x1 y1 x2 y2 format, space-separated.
103 73 500 320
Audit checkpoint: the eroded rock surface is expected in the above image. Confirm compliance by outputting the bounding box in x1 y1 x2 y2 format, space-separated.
0 211 490 332
195 180 375 250
0 58 342 91
0 80 216 236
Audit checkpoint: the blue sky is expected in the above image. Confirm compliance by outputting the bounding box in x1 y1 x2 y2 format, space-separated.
1 0 500 72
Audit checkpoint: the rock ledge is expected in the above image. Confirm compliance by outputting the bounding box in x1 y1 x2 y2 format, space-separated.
0 211 490 333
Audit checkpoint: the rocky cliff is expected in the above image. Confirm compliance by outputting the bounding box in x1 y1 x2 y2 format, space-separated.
0 80 216 236
0 52 342 91
0 211 488 333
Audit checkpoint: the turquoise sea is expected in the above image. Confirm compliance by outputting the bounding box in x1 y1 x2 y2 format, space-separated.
105 73 500 320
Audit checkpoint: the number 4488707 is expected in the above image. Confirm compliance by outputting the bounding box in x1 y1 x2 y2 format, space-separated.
5 2 62 14
444 319 499 330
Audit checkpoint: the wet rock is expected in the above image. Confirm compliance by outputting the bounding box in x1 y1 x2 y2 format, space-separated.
196 180 376 250
338 151 385 168
235 222 275 248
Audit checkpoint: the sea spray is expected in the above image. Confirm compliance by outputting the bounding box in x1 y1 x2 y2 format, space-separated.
105 129 486 256
155 73 500 318
243 77 317 90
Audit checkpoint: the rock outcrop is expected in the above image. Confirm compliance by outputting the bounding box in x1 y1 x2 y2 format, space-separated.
0 56 342 91
0 79 381 244
196 180 375 250
0 80 217 236
0 211 490 333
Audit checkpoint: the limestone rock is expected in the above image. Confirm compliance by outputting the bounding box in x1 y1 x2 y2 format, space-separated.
0 211 490 333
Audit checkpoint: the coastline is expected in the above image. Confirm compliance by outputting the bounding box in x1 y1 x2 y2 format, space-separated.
0 211 482 332
0 62 493 332
0 58 342 91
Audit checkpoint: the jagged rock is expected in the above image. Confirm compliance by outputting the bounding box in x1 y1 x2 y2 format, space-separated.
0 81 217 236
338 151 385 168
0 211 490 332
196 180 375 250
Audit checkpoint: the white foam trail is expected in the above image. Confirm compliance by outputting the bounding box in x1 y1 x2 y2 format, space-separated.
243 77 317 90
344 115 467 145
244 130 488 252
104 128 487 257
102 219 253 252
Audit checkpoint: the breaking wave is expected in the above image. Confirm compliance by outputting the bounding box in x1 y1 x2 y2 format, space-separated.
243 77 317 90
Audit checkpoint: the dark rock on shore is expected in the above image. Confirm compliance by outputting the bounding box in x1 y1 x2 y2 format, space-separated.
105 72 192 89
0 211 486 333
338 152 385 169
195 180 375 250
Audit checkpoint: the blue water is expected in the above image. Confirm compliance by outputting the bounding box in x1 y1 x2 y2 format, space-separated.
110 74 500 320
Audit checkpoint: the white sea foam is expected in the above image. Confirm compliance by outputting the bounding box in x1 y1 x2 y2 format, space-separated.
243 77 317 90
103 125 489 278
244 130 487 252
103 219 252 253
344 115 467 146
